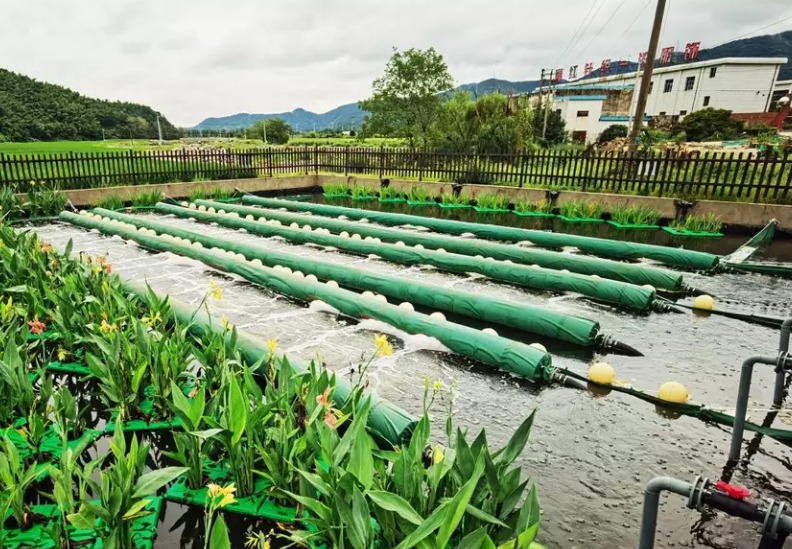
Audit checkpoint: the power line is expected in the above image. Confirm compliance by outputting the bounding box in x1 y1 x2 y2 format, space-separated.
572 0 629 64
607 0 653 58
731 14 792 42
566 0 609 64
554 0 602 67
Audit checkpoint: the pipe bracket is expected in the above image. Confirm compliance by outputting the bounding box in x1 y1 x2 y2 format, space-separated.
762 499 788 539
687 475 710 510
776 351 792 372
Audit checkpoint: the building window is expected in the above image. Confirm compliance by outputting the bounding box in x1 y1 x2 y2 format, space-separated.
555 109 562 115
685 76 695 91
663 79 673 93
648 81 654 94
709 67 717 78
576 110 589 117
680 110 688 115
659 111 666 115
703 96 710 107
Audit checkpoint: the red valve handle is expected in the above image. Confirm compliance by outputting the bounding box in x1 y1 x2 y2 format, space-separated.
715 480 751 500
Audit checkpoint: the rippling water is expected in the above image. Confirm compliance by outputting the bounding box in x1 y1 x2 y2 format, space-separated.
27 209 792 549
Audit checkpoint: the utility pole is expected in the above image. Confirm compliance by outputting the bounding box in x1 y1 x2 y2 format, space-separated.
156 116 163 146
263 121 268 144
540 69 553 142
628 0 667 154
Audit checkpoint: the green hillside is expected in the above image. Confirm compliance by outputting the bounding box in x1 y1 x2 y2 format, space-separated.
0 69 179 142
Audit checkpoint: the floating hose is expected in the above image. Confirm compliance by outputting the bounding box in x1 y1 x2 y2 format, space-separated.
121 280 416 446
192 199 684 291
671 301 786 329
238 196 721 271
62 210 555 381
139 205 655 311
83 208 617 348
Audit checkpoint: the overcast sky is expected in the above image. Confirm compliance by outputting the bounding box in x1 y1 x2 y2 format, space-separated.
2 0 790 127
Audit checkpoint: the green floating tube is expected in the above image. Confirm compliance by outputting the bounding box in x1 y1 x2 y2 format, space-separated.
120 280 416 446
145 207 600 347
194 199 682 290
155 204 654 310
241 196 720 271
63 212 553 386
93 207 603 345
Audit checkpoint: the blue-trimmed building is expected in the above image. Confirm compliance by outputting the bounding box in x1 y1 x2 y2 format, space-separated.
540 57 787 144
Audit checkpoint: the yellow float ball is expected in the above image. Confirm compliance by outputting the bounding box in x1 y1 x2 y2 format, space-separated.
588 362 615 385
657 381 689 404
692 295 715 311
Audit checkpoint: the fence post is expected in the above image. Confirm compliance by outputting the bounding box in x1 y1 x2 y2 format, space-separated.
378 146 385 180
344 146 350 176
313 145 319 175
753 152 772 204
418 147 424 182
517 150 527 188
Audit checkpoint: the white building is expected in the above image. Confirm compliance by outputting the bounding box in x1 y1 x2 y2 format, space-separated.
543 57 788 144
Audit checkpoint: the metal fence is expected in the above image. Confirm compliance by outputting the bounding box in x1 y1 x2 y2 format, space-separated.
2 146 791 204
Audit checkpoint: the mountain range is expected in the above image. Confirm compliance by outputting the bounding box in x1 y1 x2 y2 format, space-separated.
192 31 792 132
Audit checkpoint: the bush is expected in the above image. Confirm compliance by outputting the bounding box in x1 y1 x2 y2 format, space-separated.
597 124 628 144
676 108 744 142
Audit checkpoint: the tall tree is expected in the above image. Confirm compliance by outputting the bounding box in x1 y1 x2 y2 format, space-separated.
359 47 453 145
248 118 292 144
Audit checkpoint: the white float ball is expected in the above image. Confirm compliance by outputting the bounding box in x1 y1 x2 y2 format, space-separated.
395 241 406 246
251 259 263 267
326 280 339 288
362 291 375 298
415 244 424 250
436 248 445 253
292 270 304 278
340 231 350 238
198 205 206 211
217 209 226 215
189 203 197 210
180 201 189 207
482 328 499 336
229 212 240 218
398 302 415 312
351 234 362 240
374 294 387 303
529 343 547 352
246 215 254 221
305 274 319 283
429 312 446 321
290 223 299 229
302 225 312 231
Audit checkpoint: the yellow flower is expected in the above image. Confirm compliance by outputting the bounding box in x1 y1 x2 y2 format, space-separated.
207 483 236 508
57 348 67 362
432 445 445 464
266 339 278 354
424 375 430 391
29 180 36 187
99 319 118 334
142 311 162 327
433 380 443 392
208 281 223 300
221 314 232 331
374 333 392 357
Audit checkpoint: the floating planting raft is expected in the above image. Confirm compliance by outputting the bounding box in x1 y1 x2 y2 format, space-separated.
190 199 685 290
238 196 720 271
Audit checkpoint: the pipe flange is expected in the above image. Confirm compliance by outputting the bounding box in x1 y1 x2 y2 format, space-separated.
762 499 788 539
687 476 710 510
777 351 792 372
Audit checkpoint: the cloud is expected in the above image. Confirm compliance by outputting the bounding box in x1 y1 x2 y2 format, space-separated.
0 0 789 126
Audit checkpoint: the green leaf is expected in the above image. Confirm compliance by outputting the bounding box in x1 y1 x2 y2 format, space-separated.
297 468 333 498
284 492 333 524
67 505 96 530
496 523 540 549
228 375 247 446
457 528 497 549
366 490 423 526
209 515 232 549
131 466 188 498
189 428 223 441
465 504 509 528
64 239 73 258
435 455 486 549
393 501 450 549
122 498 151 520
495 411 535 467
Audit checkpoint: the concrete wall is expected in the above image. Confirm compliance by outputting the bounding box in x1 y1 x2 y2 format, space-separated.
316 174 792 231
41 175 318 207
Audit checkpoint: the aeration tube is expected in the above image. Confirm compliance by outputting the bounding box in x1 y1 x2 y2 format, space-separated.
62 210 554 381
192 199 683 290
239 196 720 271
84 208 604 346
124 206 655 311
122 281 416 446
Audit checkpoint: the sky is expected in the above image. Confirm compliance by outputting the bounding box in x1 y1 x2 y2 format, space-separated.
1 0 791 127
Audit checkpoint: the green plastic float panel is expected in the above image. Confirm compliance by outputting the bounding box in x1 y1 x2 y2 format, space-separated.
122 281 415 447
191 200 683 290
90 207 603 345
2 498 162 549
63 210 551 380
147 204 654 310
239 195 720 271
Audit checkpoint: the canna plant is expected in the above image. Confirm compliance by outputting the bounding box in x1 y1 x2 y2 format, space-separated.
22 182 67 217
378 186 402 200
68 421 188 549
85 330 148 419
408 187 435 203
514 200 552 214
0 184 24 221
610 205 661 226
440 193 469 206
559 200 603 220
131 190 163 207
322 183 350 196
97 195 126 210
350 185 375 198
0 335 37 426
475 194 510 210
0 435 48 531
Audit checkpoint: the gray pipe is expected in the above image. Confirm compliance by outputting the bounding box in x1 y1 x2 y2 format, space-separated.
730 355 780 462
639 477 694 549
773 318 792 406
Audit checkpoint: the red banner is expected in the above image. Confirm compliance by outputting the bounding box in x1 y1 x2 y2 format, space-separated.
684 42 701 61
660 46 675 64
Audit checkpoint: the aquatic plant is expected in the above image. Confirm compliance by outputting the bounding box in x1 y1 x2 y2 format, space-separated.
131 190 163 207
22 182 66 217
96 195 125 210
559 200 603 219
610 205 661 226
322 183 350 196
378 185 402 200
351 185 375 198
0 436 48 530
476 194 510 210
0 184 23 220
440 193 468 205
671 213 723 233
514 199 552 214
408 186 435 202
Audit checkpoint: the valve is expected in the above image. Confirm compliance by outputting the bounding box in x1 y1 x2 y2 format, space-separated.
714 480 751 500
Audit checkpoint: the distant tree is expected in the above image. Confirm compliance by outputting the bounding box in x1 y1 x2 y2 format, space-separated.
359 47 453 145
248 118 292 144
531 108 567 146
597 124 628 144
677 108 744 141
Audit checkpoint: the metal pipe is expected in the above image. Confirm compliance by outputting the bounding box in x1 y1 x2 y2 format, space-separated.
772 318 792 406
639 476 792 549
729 356 780 462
